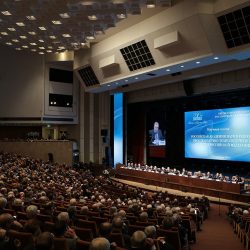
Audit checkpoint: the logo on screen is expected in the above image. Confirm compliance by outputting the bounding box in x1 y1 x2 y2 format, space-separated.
193 112 203 121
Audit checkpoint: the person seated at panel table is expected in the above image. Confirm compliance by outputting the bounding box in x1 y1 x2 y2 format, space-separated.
214 172 223 181
160 167 166 174
169 168 177 175
197 171 205 178
223 176 230 182
205 171 213 179
181 168 188 176
146 165 152 172
149 121 165 145
166 166 171 173
138 163 142 170
236 175 244 183
232 175 244 183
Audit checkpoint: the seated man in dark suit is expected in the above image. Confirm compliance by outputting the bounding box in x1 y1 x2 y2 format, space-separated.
149 121 164 145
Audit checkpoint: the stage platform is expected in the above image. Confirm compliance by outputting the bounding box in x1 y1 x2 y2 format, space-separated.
115 166 250 204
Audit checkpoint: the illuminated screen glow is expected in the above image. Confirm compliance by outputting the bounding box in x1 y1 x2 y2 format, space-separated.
113 93 123 167
185 106 250 162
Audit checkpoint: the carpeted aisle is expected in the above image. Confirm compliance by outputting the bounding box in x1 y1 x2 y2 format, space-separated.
192 204 244 250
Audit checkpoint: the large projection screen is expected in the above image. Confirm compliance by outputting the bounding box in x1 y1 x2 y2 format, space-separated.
185 107 250 162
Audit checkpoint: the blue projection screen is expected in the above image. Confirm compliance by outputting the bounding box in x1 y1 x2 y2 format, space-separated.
185 107 250 162
113 93 123 167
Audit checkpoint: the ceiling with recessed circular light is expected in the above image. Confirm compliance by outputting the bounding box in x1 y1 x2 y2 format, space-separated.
0 0 171 54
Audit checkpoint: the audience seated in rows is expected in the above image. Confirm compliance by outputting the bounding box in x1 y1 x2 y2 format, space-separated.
0 152 212 250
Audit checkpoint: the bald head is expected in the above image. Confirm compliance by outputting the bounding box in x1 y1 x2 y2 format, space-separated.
131 230 146 248
80 206 89 215
89 237 110 250
112 216 123 229
57 212 69 223
99 222 112 237
26 205 38 219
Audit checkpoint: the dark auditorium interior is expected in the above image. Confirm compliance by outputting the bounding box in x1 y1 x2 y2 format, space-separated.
0 1 249 250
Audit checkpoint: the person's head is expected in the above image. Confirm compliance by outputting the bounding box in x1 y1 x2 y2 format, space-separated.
35 232 54 250
67 206 77 220
26 205 38 219
139 212 148 222
57 212 69 224
43 202 53 213
172 214 181 226
144 226 156 238
112 216 123 230
13 198 23 207
117 209 126 219
99 222 112 238
109 206 117 216
243 210 249 215
131 230 146 249
0 213 14 229
80 206 89 215
0 197 7 209
153 122 159 132
0 228 6 241
162 216 174 229
92 203 100 212
89 237 110 250
69 198 77 206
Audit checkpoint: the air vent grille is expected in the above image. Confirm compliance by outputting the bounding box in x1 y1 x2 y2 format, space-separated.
218 6 250 48
78 65 100 87
120 40 155 72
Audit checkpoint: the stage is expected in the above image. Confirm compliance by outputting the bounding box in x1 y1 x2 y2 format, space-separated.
115 165 249 204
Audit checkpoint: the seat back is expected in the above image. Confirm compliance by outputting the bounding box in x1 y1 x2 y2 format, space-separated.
76 219 98 236
76 239 90 250
7 229 33 250
128 224 145 236
17 212 27 220
53 237 70 250
90 216 109 226
157 229 181 250
44 221 56 233
126 215 138 225
109 232 125 247
135 221 156 227
88 211 100 217
72 227 93 241
182 218 196 242
37 213 53 222
3 208 15 215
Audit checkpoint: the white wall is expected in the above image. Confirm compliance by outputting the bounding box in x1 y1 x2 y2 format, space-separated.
0 45 44 118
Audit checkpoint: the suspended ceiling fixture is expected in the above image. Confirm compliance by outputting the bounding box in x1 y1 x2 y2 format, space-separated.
0 0 171 55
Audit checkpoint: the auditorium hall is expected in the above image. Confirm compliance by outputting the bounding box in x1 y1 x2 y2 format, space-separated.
0 1 249 250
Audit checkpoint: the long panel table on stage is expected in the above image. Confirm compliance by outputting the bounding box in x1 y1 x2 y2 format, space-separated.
115 165 249 203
